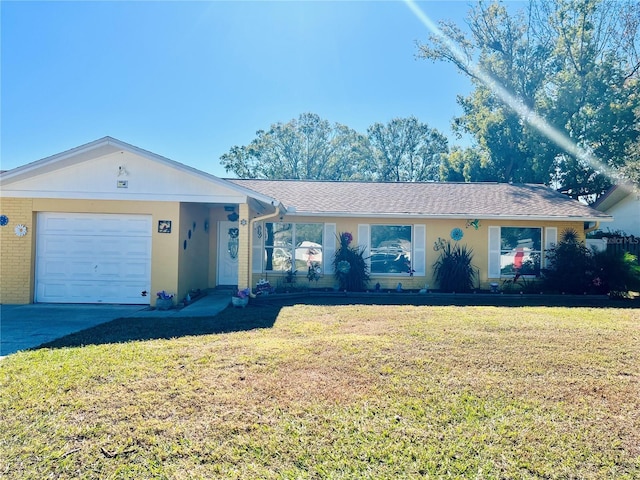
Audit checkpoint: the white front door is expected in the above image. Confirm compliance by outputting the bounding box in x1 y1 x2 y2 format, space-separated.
35 212 152 304
217 220 239 286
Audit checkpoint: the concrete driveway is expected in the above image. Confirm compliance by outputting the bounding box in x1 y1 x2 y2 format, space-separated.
0 304 148 357
0 291 232 357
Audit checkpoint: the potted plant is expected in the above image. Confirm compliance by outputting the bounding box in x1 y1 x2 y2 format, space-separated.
156 290 175 310
231 287 251 308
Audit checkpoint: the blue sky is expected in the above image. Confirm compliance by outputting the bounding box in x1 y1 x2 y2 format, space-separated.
2 1 477 178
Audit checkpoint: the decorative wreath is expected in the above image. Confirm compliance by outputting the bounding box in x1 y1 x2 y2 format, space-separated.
450 227 464 241
0 215 8 226
14 224 28 237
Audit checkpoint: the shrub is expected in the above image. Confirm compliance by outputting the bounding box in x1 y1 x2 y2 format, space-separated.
542 229 594 294
432 240 477 292
592 250 640 298
333 232 370 292
543 228 640 297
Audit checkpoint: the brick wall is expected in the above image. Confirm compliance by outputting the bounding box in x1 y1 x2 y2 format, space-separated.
0 198 34 304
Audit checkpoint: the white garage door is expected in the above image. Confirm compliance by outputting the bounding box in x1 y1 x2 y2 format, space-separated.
36 213 152 304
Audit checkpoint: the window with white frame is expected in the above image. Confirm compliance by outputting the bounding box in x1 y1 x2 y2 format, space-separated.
370 225 412 274
499 227 542 276
264 222 323 272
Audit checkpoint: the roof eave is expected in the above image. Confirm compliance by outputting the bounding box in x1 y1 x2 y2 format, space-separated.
279 211 613 222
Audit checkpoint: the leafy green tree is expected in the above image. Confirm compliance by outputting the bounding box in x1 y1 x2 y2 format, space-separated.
366 117 449 182
440 146 498 182
418 0 640 199
220 114 450 182
220 113 371 180
620 105 640 184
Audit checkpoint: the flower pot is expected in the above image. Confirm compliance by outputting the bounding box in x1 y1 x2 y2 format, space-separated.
156 298 173 310
231 296 249 308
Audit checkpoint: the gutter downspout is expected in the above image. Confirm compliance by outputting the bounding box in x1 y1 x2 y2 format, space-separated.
247 201 286 291
584 221 600 235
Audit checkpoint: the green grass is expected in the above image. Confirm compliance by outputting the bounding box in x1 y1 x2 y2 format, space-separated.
1 304 639 479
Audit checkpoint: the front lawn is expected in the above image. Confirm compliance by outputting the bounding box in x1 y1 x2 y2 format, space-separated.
1 305 639 479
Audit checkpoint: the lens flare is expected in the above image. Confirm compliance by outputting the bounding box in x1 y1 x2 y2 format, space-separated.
403 0 619 184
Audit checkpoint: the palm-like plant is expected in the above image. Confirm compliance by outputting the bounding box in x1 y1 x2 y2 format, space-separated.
432 240 477 292
333 232 370 292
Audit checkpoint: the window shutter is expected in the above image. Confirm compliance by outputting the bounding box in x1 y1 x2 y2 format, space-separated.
357 224 371 269
413 224 426 276
488 226 501 278
545 227 557 268
252 222 263 273
324 223 336 274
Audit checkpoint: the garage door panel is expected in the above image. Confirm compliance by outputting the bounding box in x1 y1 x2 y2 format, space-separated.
39 259 151 281
37 260 69 278
36 213 152 304
120 261 151 279
37 279 150 303
36 282 67 301
67 262 97 278
39 213 152 236
38 237 69 255
122 238 153 257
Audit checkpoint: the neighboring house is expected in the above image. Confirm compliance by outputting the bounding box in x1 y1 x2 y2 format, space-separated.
593 184 640 237
0 137 612 305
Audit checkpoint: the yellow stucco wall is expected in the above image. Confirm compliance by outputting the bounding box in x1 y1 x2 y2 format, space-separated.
249 215 586 292
177 203 210 302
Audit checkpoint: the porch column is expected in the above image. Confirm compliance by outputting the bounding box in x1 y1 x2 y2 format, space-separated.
237 203 251 289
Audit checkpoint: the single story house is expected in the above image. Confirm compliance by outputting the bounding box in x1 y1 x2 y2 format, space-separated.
0 137 612 305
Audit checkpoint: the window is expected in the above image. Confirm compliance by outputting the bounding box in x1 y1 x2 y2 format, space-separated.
370 225 412 274
264 223 323 272
500 227 541 276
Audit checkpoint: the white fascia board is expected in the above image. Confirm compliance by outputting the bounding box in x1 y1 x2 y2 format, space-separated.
280 211 613 222
1 189 249 203
0 138 121 184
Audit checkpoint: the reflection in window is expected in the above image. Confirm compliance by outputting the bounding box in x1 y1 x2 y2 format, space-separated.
370 225 412 274
500 227 541 276
264 223 323 272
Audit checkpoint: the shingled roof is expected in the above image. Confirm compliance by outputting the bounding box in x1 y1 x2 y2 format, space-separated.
228 179 611 221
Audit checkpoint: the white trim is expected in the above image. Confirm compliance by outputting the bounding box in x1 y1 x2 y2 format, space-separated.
413 224 426 276
252 222 264 273
279 211 611 222
488 226 501 279
324 223 337 274
2 190 249 203
544 227 558 269
357 224 371 270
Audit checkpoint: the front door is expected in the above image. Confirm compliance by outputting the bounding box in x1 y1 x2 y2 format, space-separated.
217 220 239 286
